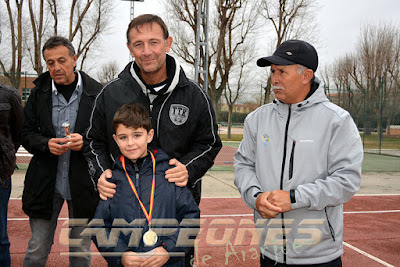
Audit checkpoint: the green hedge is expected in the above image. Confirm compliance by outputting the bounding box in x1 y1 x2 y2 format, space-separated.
218 111 248 124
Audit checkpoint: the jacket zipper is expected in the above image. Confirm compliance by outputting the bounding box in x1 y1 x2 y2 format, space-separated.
280 105 291 263
289 140 296 180
134 163 140 200
325 208 336 241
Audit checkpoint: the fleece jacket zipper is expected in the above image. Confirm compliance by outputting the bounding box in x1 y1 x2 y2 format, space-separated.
289 140 296 180
280 105 291 263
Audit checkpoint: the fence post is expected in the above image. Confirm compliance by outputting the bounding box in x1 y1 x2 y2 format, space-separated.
379 77 384 154
348 81 351 113
363 89 366 146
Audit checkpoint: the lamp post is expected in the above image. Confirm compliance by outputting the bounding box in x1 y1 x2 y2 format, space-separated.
121 0 144 61
121 0 144 21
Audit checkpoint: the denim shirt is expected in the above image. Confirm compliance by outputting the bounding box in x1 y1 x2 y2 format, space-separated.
51 72 83 200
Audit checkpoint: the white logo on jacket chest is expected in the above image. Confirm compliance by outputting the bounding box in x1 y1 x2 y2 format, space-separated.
169 104 189 125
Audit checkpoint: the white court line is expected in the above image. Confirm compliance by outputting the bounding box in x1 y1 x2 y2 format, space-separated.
8 217 68 221
200 210 400 218
201 214 253 218
202 194 400 198
355 194 400 196
8 210 400 220
343 242 395 267
344 210 400 214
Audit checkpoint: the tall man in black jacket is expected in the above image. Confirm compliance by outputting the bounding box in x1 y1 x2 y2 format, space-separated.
85 14 221 204
21 36 102 267
84 14 222 266
0 84 23 267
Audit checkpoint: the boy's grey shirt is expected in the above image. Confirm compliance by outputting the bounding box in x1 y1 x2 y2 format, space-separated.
234 79 363 264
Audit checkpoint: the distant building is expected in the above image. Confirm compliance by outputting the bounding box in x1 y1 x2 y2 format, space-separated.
0 74 37 105
386 125 400 136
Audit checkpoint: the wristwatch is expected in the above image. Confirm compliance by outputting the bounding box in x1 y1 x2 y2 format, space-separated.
290 189 296 203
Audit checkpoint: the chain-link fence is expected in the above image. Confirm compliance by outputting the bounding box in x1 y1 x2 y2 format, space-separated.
214 84 400 173
5 71 399 172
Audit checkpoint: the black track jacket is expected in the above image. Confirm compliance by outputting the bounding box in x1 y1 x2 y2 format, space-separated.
84 55 221 204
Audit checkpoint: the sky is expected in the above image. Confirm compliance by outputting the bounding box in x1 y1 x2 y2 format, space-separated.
99 0 400 79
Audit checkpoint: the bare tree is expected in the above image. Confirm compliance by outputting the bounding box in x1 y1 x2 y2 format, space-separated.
352 23 400 135
27 0 45 74
47 0 58 35
259 0 318 103
1 0 113 87
165 0 259 121
330 54 355 108
97 60 119 85
318 64 331 99
330 22 400 135
66 0 113 69
0 0 24 92
224 48 254 138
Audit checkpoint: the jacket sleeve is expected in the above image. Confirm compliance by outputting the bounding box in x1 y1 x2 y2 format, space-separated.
234 114 263 210
291 115 363 210
179 89 222 188
20 89 52 155
91 197 128 267
84 89 114 183
161 187 200 255
9 88 24 150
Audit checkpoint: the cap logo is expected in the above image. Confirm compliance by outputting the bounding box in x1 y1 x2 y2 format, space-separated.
286 51 293 56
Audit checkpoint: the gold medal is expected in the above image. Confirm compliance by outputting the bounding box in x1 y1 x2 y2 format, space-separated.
143 229 158 246
122 151 157 247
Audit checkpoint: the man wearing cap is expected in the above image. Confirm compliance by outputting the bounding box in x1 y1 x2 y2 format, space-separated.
234 40 363 266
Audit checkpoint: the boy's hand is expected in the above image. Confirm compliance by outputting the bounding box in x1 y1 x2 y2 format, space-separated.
141 247 170 267
121 251 146 267
97 169 116 200
165 159 188 187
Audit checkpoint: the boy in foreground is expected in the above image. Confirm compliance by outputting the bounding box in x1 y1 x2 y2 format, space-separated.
92 103 200 267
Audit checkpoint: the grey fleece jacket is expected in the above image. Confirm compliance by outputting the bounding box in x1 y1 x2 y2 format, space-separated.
234 79 363 265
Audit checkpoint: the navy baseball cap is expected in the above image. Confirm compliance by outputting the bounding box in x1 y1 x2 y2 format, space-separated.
257 40 318 72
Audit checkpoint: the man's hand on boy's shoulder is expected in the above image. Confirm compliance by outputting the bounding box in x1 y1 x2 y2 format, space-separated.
97 169 116 200
165 158 188 187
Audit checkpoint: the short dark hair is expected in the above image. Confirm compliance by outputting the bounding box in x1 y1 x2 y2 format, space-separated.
113 103 152 133
126 14 169 44
42 36 75 59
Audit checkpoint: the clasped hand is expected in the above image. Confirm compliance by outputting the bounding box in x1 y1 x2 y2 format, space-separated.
121 247 170 267
255 190 292 218
48 133 83 156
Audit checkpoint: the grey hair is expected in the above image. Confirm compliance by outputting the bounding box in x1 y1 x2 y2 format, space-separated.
297 64 309 75
42 36 75 59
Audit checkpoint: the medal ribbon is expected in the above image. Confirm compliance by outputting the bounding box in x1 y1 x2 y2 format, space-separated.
122 150 156 227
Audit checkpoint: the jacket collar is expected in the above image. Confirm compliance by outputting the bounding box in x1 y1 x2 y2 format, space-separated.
273 78 329 111
51 71 82 94
122 54 190 95
33 70 99 96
